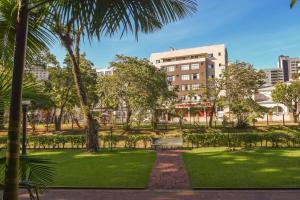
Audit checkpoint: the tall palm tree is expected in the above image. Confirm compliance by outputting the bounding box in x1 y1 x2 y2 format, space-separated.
2 1 197 199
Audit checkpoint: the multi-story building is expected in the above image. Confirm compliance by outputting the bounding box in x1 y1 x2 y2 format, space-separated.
25 66 49 80
262 68 283 86
278 55 300 82
150 44 227 103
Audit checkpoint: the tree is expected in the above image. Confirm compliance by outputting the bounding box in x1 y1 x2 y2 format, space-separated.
2 0 197 198
205 78 225 128
222 62 266 127
272 81 300 123
98 55 175 130
45 66 76 131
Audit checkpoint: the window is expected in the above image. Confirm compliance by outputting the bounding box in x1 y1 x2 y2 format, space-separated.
181 84 190 91
181 74 190 80
208 53 213 58
167 76 175 82
191 55 199 59
191 84 200 90
208 64 214 69
191 63 200 70
167 66 175 72
156 60 160 64
192 73 199 80
218 52 222 56
181 64 190 71
219 63 222 67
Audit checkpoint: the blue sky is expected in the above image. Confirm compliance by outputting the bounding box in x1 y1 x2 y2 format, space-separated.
51 0 300 69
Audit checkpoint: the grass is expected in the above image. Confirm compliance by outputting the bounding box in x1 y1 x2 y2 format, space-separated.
183 147 300 188
28 149 156 188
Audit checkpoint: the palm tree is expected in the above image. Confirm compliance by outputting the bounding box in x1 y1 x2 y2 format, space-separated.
2 0 197 199
291 0 297 8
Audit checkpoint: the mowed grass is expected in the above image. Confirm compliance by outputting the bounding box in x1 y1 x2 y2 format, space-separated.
28 150 156 188
183 148 300 188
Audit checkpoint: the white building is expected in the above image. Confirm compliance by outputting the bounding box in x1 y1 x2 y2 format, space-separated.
254 85 291 122
25 66 49 80
96 67 113 76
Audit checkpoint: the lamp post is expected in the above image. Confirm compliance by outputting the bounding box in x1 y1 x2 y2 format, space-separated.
22 100 30 156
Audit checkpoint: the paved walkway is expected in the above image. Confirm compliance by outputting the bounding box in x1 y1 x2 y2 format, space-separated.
148 150 191 189
19 189 300 200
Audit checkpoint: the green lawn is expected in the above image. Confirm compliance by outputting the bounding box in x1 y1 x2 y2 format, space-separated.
29 150 156 188
183 147 300 188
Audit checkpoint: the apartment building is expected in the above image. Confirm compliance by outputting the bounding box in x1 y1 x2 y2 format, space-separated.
278 55 300 82
150 44 227 103
25 66 49 80
262 68 283 86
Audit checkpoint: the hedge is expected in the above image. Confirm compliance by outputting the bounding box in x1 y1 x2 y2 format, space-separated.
1 132 299 150
184 132 300 148
0 134 153 149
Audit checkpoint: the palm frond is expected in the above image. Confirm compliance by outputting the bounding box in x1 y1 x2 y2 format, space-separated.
0 0 55 65
291 0 298 8
48 0 197 40
0 156 55 190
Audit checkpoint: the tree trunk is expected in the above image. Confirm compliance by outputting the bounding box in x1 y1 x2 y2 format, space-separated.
0 107 4 129
292 110 298 123
60 33 99 151
124 109 132 131
3 0 29 199
208 103 216 128
54 115 62 131
152 109 158 130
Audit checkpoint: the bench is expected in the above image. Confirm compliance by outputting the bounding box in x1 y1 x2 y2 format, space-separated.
152 137 183 150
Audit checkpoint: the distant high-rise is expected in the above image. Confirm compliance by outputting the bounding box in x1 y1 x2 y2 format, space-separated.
262 68 283 86
278 55 300 82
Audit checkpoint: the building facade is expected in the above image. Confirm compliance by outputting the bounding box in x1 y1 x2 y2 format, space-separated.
25 66 49 80
262 68 283 86
150 44 228 103
278 55 300 82
254 85 291 122
96 67 113 76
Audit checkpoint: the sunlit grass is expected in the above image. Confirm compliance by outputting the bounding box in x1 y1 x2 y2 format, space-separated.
183 147 300 188
28 149 156 188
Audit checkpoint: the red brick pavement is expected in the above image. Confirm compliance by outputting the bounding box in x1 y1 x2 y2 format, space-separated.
148 150 191 190
19 189 300 200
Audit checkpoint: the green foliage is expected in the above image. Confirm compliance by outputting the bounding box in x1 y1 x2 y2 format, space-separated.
97 55 176 129
222 62 266 127
184 132 300 148
271 81 300 122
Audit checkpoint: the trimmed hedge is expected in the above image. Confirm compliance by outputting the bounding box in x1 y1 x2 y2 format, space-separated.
0 134 153 149
1 132 298 149
184 132 300 148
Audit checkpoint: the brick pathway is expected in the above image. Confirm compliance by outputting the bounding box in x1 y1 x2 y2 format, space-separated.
148 150 191 189
19 189 300 200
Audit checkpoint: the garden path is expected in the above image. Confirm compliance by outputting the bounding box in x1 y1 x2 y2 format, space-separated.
148 150 191 189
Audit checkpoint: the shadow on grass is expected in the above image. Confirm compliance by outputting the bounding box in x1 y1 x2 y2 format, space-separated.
183 147 300 188
28 149 156 188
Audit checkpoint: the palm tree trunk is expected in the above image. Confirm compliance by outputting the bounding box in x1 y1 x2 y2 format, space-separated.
3 0 29 199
